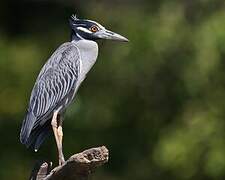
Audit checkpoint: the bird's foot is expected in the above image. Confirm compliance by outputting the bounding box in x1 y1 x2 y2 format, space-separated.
59 155 65 166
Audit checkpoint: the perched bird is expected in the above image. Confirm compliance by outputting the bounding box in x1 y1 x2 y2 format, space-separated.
20 15 128 165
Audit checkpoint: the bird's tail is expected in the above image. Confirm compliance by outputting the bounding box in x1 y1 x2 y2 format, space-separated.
20 112 36 145
24 121 51 151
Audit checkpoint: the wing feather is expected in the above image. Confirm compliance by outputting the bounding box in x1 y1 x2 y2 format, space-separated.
20 43 80 144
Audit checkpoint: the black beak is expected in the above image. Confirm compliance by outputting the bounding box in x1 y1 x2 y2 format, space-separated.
94 29 129 42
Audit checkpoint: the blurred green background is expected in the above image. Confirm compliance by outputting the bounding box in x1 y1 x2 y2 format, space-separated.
0 0 225 179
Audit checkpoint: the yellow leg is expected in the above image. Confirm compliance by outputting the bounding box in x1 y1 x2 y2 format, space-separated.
51 110 65 166
58 120 65 165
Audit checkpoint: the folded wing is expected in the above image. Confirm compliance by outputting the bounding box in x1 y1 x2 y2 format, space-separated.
20 43 80 147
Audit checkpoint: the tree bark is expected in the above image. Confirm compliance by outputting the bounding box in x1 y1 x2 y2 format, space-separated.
30 146 109 180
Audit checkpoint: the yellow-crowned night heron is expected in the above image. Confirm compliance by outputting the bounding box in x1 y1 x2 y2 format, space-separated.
20 15 128 165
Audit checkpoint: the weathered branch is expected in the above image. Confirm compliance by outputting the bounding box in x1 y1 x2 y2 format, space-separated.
30 146 109 180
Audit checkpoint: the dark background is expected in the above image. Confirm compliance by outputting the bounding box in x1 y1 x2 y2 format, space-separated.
0 0 225 179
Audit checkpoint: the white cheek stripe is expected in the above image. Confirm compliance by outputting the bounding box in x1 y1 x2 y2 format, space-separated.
76 33 84 40
77 27 92 34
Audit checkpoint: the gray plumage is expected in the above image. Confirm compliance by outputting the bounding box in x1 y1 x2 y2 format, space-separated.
20 15 128 152
20 40 98 150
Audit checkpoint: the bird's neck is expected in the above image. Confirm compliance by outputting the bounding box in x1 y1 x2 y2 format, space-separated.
71 30 84 42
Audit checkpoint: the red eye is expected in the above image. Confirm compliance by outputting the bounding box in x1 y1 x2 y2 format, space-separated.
90 26 98 32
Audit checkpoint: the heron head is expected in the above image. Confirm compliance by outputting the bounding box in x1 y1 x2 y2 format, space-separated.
69 15 129 42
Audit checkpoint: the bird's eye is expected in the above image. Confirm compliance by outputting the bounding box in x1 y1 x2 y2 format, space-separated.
90 26 99 32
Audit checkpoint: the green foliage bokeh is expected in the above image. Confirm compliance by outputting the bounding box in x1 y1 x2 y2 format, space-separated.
0 0 225 179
